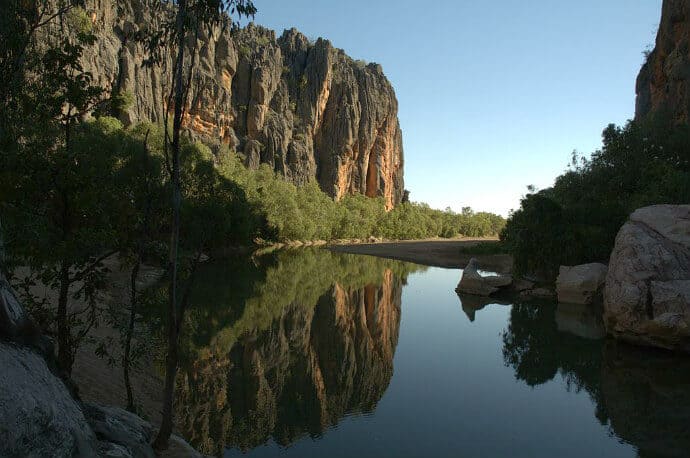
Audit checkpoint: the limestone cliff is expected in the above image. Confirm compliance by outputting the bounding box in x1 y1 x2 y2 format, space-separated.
81 0 404 208
635 0 690 123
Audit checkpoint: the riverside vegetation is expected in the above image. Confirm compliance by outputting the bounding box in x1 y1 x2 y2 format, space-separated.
0 0 504 451
500 117 690 281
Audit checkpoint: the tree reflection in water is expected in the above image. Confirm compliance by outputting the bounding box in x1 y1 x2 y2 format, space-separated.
499 301 690 458
159 249 423 455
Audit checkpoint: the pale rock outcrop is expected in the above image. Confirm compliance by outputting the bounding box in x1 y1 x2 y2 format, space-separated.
604 205 690 352
556 263 608 305
455 258 512 296
72 1 404 208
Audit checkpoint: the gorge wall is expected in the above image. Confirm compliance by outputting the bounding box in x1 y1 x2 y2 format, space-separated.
636 0 690 123
81 0 404 208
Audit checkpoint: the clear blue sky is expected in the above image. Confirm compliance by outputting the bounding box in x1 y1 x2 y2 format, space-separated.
251 0 662 216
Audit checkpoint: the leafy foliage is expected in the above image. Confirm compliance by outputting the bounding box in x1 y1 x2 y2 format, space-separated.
218 154 505 242
501 117 690 280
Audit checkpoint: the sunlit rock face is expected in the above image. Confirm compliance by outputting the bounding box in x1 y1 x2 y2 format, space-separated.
636 0 690 123
174 268 404 455
78 0 404 208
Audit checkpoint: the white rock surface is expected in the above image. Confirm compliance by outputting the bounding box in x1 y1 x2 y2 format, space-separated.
556 263 608 305
604 205 690 352
456 258 512 296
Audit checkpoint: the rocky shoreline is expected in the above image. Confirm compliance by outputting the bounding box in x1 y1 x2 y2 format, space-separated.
0 263 203 457
456 205 690 354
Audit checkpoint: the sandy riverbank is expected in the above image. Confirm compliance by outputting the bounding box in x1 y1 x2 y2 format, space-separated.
327 238 513 273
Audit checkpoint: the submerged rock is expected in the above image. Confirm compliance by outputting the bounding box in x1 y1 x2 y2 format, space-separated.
455 258 512 296
604 205 690 353
556 263 608 305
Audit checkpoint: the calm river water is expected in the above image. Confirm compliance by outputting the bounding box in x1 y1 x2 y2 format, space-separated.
161 248 689 457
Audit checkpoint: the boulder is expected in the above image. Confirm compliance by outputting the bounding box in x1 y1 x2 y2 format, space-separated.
0 272 31 339
511 278 535 292
604 205 690 353
556 263 608 305
455 258 512 296
0 268 201 457
0 342 100 457
84 403 202 458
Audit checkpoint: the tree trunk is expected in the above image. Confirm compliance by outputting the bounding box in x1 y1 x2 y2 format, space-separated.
123 260 140 412
154 0 187 449
56 261 72 373
153 319 179 450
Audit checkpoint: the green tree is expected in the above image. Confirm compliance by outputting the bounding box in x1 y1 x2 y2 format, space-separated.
502 118 690 280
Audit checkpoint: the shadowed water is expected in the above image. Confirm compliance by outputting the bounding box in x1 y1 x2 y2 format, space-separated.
146 249 690 457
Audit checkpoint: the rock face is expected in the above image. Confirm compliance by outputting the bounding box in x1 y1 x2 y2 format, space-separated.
604 205 690 353
456 258 512 296
78 0 404 208
556 263 608 305
0 341 101 457
636 0 690 123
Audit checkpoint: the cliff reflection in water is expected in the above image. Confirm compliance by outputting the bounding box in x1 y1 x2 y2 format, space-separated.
497 301 690 458
170 249 423 455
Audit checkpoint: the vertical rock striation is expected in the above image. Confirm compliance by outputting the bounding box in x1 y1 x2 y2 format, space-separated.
79 0 404 208
635 0 690 123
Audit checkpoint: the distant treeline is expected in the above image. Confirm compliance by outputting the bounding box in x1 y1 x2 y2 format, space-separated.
501 116 690 280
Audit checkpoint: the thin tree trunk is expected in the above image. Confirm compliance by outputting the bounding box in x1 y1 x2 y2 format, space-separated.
123 260 140 412
57 260 72 373
154 0 187 449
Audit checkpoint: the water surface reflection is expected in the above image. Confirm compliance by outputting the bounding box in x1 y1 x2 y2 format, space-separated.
171 250 422 455
142 252 689 457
